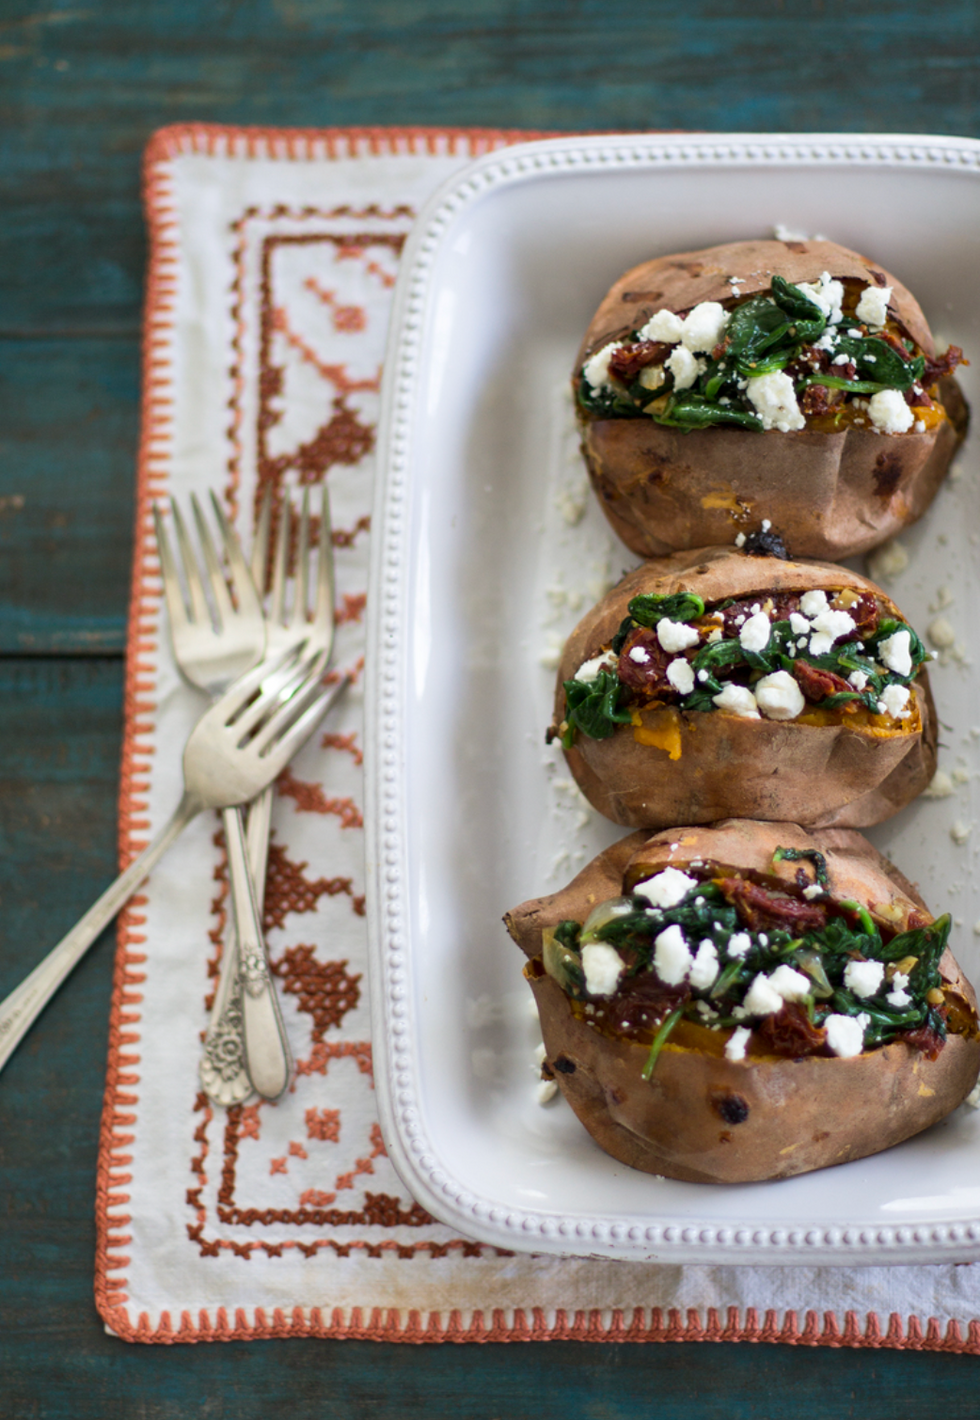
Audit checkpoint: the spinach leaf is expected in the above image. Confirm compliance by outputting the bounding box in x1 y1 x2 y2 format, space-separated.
576 379 642 418
770 275 827 327
725 295 793 362
627 591 705 627
653 393 763 431
562 669 632 746
772 846 829 888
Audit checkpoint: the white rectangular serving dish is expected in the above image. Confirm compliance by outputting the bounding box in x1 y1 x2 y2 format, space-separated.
366 133 980 1265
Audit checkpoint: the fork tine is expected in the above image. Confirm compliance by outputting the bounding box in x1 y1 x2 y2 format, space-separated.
191 493 235 630
315 482 336 663
251 486 272 594
171 498 212 626
209 491 262 624
255 675 348 765
153 503 191 635
288 487 311 635
269 492 290 626
228 648 316 739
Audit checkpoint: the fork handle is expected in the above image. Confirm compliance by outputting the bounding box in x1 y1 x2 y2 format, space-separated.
223 805 292 1099
0 791 202 1077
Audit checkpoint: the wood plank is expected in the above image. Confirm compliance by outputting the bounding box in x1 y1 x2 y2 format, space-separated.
0 338 137 652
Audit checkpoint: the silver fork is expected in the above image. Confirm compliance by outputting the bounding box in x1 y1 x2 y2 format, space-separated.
202 486 336 1104
155 493 304 1103
0 646 342 1077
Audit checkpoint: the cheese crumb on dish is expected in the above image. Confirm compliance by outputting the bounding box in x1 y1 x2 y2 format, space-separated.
800 589 828 618
855 283 892 328
866 538 909 584
634 866 698 909
745 370 806 431
727 932 752 959
868 388 914 434
581 942 627 997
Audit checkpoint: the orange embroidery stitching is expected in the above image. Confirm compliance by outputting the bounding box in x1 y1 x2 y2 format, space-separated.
277 766 364 830
305 1106 341 1142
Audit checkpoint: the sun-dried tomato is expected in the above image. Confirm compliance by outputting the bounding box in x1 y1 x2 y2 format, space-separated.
720 594 800 639
900 1025 946 1061
758 1003 827 1058
800 384 832 417
608 340 670 382
792 659 854 704
606 970 690 1039
716 878 829 933
617 627 675 700
841 591 879 641
923 344 965 386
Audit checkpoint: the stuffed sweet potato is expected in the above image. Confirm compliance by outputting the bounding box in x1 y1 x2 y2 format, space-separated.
552 546 937 830
575 238 968 560
505 821 980 1183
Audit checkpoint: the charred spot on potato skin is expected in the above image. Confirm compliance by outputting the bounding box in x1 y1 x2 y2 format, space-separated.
743 527 790 560
554 1055 577 1075
781 240 808 254
873 451 904 498
869 268 889 287
711 1091 750 1125
812 1130 830 1143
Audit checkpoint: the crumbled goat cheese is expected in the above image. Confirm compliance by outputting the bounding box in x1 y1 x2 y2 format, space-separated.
848 670 869 691
726 932 752 959
754 670 806 721
802 884 824 900
680 301 730 354
638 364 666 391
582 343 622 389
928 616 957 649
706 626 724 642
825 1013 870 1059
886 985 912 1008
639 308 684 344
866 539 909 584
966 1082 980 1109
734 532 746 548
878 683 911 719
739 610 772 653
844 959 885 998
724 1026 752 1062
915 419 925 433
951 820 973 846
653 923 693 986
535 1078 558 1105
712 683 760 718
855 283 892 328
742 974 785 1017
666 344 706 391
667 657 696 696
832 353 851 366
789 612 810 636
810 608 856 645
797 272 845 324
689 940 720 991
923 769 955 799
868 389 914 435
629 645 650 664
695 998 718 1019
745 370 806 432
574 650 617 683
768 964 812 1002
657 618 701 654
878 628 913 676
634 866 698 909
800 589 828 618
582 942 627 997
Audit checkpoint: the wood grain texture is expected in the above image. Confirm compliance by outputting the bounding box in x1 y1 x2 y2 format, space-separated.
4 0 980 1411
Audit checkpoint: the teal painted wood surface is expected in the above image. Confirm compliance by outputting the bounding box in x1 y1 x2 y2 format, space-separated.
3 0 980 1413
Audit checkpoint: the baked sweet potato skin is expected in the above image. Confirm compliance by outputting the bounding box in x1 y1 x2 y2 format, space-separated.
505 822 980 1184
575 239 968 561
555 548 937 831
